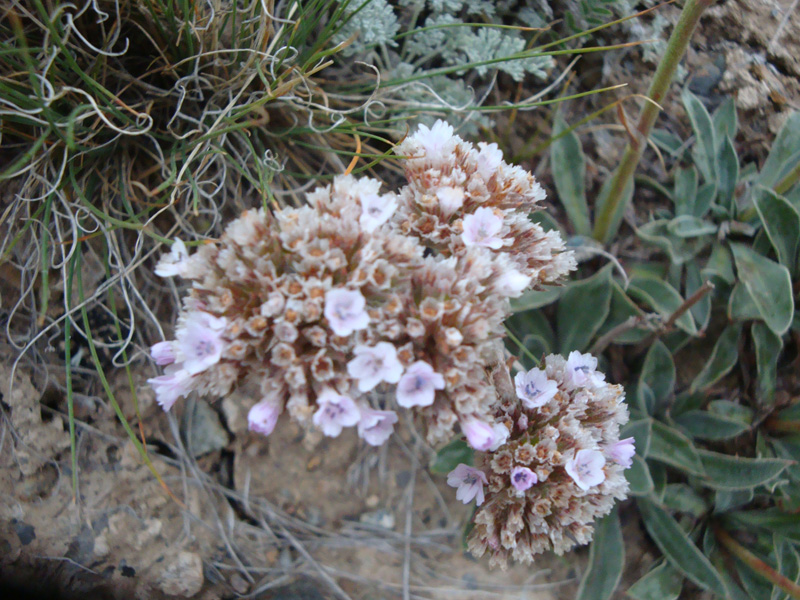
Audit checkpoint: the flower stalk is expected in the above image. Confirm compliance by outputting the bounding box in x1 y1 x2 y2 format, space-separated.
592 0 714 243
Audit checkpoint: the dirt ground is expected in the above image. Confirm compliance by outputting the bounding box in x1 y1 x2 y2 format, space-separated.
1 0 798 598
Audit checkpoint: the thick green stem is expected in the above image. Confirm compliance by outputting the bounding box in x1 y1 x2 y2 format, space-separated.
592 0 714 243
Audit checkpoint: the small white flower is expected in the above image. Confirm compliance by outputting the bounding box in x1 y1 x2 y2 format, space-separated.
510 466 537 493
175 312 228 375
476 142 504 180
150 341 176 366
347 342 404 392
324 288 370 336
248 397 282 437
147 365 193 412
312 388 360 437
436 186 464 216
357 407 398 446
565 449 606 491
396 361 445 408
414 119 454 157
565 351 606 388
360 193 397 232
608 437 636 468
514 368 558 409
447 463 488 506
461 207 504 249
155 238 190 278
495 269 531 297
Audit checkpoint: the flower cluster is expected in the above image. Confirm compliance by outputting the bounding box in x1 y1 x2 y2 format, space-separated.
447 352 633 568
147 121 574 449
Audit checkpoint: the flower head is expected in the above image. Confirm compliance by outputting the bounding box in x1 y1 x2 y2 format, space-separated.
510 466 537 493
312 388 360 437
147 366 193 412
324 288 370 337
565 351 605 388
248 398 282 437
514 367 558 409
360 193 397 233
357 407 398 446
447 463 488 506
155 238 190 278
150 341 176 366
436 186 464 216
396 361 445 408
347 342 404 392
608 437 635 468
175 312 228 375
462 207 504 249
565 449 606 491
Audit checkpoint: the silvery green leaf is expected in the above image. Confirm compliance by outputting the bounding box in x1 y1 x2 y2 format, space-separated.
551 113 590 235
662 484 708 518
752 322 782 404
510 287 561 312
702 243 735 285
712 97 738 142
594 280 649 345
648 420 705 475
728 283 761 321
430 438 472 474
675 410 749 441
557 266 612 352
716 136 739 214
685 263 711 331
627 560 683 600
639 340 675 405
673 166 698 216
682 88 717 183
626 454 655 497
731 243 794 335
628 276 697 335
637 220 710 264
754 189 800 276
666 215 717 238
575 509 623 600
696 449 792 491
757 112 800 189
690 323 741 393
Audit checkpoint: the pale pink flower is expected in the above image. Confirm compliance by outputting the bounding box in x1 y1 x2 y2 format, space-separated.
565 351 606 388
495 269 531 297
360 193 397 233
155 238 190 278
347 342 404 392
414 119 454 157
476 142 504 180
462 207 504 249
147 365 193 412
312 388 360 437
150 341 176 366
324 288 370 336
175 312 228 375
565 449 606 491
461 415 495 451
357 407 398 446
488 422 510 452
515 368 558 409
608 437 635 468
517 413 529 431
248 398 282 437
510 466 538 493
396 361 445 407
447 463 488 506
436 186 464 216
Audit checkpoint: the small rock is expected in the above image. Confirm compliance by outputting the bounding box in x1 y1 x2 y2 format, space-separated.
359 509 395 530
365 494 379 509
158 551 204 597
181 400 230 457
230 574 249 594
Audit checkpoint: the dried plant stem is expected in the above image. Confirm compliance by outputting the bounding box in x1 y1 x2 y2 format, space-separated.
592 0 714 243
714 525 800 599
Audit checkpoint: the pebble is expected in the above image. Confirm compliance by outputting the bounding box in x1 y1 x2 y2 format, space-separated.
158 551 204 597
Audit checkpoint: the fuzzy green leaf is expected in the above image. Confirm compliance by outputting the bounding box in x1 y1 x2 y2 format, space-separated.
637 498 727 596
712 97 738 142
557 266 612 353
682 88 717 183
576 508 624 600
757 112 800 189
754 189 800 276
686 263 711 331
703 243 735 285
728 283 762 322
666 215 717 238
628 276 697 335
675 410 750 441
716 136 739 213
731 242 794 335
696 449 792 491
510 287 561 312
594 280 649 345
626 560 683 600
690 323 741 393
752 321 782 404
551 113 591 235
662 483 708 518
430 438 473 474
725 509 800 543
648 420 705 476
637 220 710 265
639 340 676 405
673 167 698 216
627 455 655 497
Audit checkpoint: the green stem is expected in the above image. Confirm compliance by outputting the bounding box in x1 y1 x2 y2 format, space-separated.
592 0 713 243
714 525 800 599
